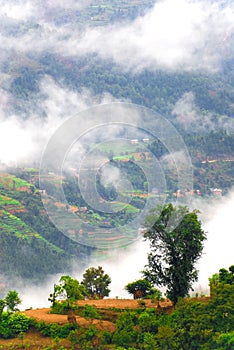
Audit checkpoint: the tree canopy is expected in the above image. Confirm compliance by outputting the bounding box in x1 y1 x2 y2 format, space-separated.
143 203 206 304
4 291 21 313
209 264 234 297
125 279 153 299
82 266 111 299
48 275 86 309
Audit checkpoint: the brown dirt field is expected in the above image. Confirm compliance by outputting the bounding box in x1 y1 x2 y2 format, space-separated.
23 307 116 332
76 298 172 309
22 299 173 328
78 298 148 308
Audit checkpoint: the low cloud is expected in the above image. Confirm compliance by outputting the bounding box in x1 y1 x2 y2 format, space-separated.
0 76 118 166
0 0 233 74
172 91 234 133
193 188 234 291
0 0 91 22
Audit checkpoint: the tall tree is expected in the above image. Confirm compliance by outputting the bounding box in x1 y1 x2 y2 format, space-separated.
82 266 111 299
143 203 206 304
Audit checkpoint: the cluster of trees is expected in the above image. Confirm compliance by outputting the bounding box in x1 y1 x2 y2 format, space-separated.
0 290 32 339
35 52 234 118
45 266 234 349
0 275 233 348
209 264 234 296
49 266 111 312
111 281 234 350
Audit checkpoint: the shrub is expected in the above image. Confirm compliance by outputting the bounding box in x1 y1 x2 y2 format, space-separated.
36 320 77 338
0 312 31 339
68 326 98 349
82 304 100 320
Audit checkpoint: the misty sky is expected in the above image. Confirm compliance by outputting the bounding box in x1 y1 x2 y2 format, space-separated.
0 0 234 165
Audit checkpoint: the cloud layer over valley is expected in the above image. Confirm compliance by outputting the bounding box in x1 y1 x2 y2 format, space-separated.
0 0 234 73
0 0 233 166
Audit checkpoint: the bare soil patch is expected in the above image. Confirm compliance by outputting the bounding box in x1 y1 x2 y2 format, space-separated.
76 298 171 309
23 307 116 332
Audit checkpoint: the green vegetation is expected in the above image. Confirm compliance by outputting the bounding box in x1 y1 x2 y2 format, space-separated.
143 204 206 305
124 279 154 299
209 265 234 297
0 174 33 191
0 265 233 349
0 290 32 339
36 321 77 339
0 173 93 280
4 291 21 313
82 266 111 299
49 275 87 313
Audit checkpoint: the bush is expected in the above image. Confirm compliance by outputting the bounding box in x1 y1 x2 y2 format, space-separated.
102 330 112 344
113 329 137 347
138 310 159 333
68 326 98 349
36 320 77 338
50 300 73 314
0 312 31 339
36 321 51 337
82 304 100 319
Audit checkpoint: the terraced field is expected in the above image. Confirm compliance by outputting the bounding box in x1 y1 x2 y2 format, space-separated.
0 194 26 214
1 210 49 244
0 173 34 191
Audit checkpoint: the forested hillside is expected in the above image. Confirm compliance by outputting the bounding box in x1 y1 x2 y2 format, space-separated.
0 173 93 281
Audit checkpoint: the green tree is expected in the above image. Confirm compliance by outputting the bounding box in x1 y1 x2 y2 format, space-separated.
5 290 21 313
209 265 234 297
125 279 153 299
216 331 234 349
82 266 111 299
208 273 220 297
219 265 234 284
143 204 206 304
0 299 5 319
0 313 31 339
49 275 86 310
113 311 138 348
